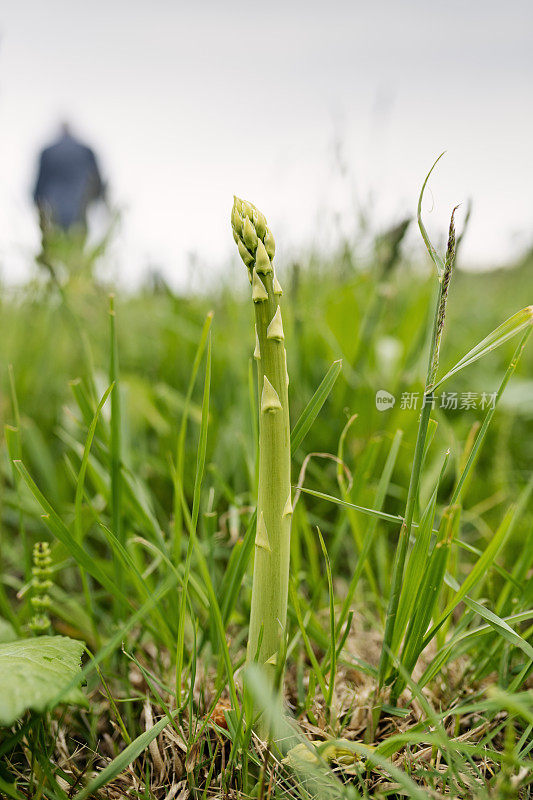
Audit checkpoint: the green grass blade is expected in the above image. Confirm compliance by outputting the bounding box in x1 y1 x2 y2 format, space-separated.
74 383 114 543
95 520 175 645
7 364 21 429
108 295 123 604
69 377 100 431
0 775 26 800
189 510 239 708
289 579 329 702
71 382 113 641
392 450 449 653
317 529 336 707
13 460 126 603
395 507 460 693
218 509 257 625
424 476 533 646
73 709 179 800
418 610 533 688
132 535 208 608
6 366 30 583
417 152 446 278
297 486 405 526
173 311 214 559
177 333 213 702
290 360 342 452
434 307 533 390
52 572 180 709
2 427 24 632
462 597 533 661
191 333 211 533
336 429 403 636
323 740 430 800
450 328 531 505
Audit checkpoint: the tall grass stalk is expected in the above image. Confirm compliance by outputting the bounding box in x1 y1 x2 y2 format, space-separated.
377 168 458 689
172 311 213 562
109 294 123 604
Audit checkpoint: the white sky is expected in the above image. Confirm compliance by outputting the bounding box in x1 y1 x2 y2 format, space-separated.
1 0 532 287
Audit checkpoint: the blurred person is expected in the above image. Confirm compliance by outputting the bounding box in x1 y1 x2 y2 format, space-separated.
33 122 106 269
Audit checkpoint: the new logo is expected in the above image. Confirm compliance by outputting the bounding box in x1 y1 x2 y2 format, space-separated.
375 390 395 411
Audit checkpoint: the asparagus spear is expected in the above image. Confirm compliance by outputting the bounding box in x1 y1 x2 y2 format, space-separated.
231 197 292 681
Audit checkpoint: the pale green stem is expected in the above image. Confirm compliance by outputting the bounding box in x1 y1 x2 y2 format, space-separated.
248 270 291 676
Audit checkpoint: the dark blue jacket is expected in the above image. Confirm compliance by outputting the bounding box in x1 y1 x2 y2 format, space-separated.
33 133 104 230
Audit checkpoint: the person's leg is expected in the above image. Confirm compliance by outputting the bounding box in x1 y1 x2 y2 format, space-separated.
36 207 56 275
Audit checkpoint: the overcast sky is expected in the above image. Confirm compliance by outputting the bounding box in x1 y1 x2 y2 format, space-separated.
1 0 532 287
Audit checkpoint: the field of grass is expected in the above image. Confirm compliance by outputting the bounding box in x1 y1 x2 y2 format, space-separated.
0 196 532 799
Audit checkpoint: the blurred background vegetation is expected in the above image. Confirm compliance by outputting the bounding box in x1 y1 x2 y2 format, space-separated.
1 229 531 630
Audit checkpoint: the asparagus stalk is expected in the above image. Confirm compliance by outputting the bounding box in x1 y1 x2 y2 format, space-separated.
231 197 292 679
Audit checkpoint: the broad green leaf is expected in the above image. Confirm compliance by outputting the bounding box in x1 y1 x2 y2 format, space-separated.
0 636 86 726
0 619 17 644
